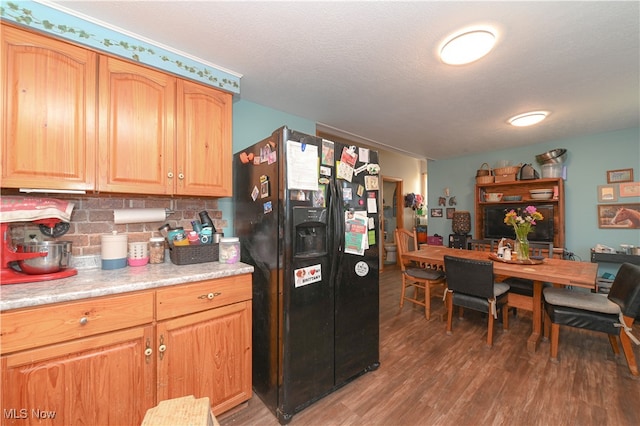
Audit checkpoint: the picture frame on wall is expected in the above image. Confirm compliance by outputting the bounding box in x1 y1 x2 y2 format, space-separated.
619 182 640 198
606 168 634 183
597 203 640 229
446 208 455 219
597 185 617 202
430 208 443 218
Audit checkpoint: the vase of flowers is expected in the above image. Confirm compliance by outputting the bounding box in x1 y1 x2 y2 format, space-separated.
504 206 544 261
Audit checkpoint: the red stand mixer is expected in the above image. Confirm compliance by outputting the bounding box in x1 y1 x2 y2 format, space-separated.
1 197 78 285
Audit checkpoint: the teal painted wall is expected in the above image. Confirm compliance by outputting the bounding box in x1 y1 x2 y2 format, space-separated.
218 99 316 234
427 127 640 268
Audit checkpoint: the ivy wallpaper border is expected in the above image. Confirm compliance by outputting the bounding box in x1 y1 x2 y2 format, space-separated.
1 0 241 94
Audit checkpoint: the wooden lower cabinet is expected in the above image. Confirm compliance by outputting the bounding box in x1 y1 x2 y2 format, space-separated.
157 300 252 415
0 274 252 425
1 326 155 426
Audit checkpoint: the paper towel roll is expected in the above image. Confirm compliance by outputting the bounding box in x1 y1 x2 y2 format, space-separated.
113 208 167 224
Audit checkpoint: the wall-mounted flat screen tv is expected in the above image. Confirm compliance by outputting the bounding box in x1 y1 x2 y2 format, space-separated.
483 204 554 242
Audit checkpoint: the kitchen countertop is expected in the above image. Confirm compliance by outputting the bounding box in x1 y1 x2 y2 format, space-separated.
0 257 254 312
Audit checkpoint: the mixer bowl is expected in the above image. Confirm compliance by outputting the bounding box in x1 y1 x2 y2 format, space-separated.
16 241 72 274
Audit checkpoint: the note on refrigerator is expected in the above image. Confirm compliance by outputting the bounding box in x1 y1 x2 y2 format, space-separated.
286 140 318 191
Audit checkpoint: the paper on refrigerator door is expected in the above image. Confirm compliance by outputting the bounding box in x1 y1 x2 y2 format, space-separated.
286 140 319 191
344 211 368 255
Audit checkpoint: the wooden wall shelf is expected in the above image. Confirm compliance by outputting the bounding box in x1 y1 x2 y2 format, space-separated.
474 178 565 249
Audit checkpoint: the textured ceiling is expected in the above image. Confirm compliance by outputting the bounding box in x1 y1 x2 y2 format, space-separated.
51 1 639 160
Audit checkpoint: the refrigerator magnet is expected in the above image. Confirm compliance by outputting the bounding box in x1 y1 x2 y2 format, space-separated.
321 139 335 165
368 229 376 245
320 166 331 177
263 201 273 214
367 197 377 213
268 150 277 164
364 175 379 191
260 180 270 198
260 145 271 163
294 264 322 288
354 163 368 176
251 186 259 201
358 148 370 163
366 164 380 174
355 261 369 277
342 187 353 201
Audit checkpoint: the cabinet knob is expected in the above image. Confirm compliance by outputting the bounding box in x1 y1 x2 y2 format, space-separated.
145 338 153 364
79 317 88 325
178 173 185 180
158 334 166 361
167 171 174 178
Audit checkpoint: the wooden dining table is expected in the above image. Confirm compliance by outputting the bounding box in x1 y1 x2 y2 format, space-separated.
404 245 598 352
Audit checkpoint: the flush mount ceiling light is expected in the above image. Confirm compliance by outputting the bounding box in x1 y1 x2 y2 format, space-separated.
508 111 549 127
439 28 497 65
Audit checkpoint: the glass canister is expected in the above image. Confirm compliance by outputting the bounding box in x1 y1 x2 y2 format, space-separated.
219 237 240 264
149 237 166 264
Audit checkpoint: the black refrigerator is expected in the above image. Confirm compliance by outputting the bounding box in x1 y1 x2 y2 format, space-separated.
233 126 380 424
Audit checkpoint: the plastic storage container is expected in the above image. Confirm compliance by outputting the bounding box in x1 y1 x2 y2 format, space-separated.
101 232 128 270
149 237 166 264
128 242 149 267
219 237 240 264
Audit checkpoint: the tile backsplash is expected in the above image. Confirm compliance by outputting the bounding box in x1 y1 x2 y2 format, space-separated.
2 191 225 257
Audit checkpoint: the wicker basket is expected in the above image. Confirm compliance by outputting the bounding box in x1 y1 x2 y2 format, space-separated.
169 243 219 265
476 162 492 177
476 175 494 184
493 165 521 175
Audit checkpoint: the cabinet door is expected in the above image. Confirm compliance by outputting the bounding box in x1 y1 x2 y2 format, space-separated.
176 80 232 196
156 301 252 415
98 56 175 194
1 326 155 426
1 25 96 190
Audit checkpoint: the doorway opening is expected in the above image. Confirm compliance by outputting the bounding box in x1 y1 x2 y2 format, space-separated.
381 177 403 271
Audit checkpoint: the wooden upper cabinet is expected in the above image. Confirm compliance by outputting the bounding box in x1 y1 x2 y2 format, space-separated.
1 25 97 190
98 58 232 196
1 26 233 197
98 56 176 194
176 80 232 196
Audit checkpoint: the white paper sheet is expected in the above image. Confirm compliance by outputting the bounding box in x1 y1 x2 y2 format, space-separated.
286 140 318 191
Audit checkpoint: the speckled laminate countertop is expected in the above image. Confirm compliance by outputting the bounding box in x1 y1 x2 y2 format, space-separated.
0 256 254 312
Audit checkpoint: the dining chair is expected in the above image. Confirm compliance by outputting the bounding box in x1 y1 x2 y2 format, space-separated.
443 255 510 347
395 228 446 320
503 241 554 315
467 238 497 252
543 262 640 376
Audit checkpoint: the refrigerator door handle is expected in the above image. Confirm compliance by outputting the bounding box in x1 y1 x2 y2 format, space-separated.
328 179 344 285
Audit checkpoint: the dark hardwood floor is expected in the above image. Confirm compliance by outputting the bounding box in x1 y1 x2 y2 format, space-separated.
219 264 640 426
